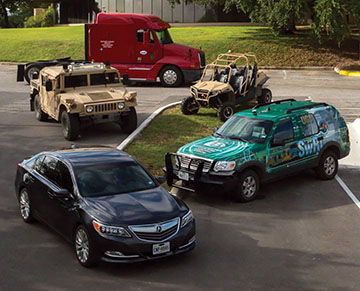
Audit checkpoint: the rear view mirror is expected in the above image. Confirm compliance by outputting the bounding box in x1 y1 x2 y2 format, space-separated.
155 176 166 184
49 188 71 200
213 127 219 133
32 72 39 80
45 80 53 91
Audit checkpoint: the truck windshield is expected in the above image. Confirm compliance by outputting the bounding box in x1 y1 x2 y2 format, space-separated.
155 29 173 44
90 72 120 86
64 75 88 88
215 115 273 144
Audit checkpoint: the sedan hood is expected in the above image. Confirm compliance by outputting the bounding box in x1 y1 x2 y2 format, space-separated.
84 187 185 226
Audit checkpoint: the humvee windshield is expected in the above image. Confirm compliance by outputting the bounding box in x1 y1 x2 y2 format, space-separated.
65 75 87 88
155 29 173 44
90 72 120 86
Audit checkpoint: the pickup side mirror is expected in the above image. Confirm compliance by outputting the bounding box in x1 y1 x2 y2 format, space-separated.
155 176 166 184
45 80 53 92
213 127 219 133
271 136 285 147
122 74 130 85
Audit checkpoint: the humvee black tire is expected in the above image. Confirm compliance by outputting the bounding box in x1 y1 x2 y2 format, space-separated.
159 66 183 87
120 107 137 134
217 102 235 122
181 96 199 115
61 110 80 141
25 64 41 84
258 88 272 104
233 170 260 202
34 95 48 121
316 150 338 180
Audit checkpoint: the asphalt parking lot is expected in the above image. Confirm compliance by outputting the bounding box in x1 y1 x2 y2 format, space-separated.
0 65 359 290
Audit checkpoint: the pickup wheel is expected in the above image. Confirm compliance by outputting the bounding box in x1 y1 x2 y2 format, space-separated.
25 64 41 84
34 95 48 121
257 88 272 104
233 170 260 202
119 107 137 134
61 110 80 141
316 150 338 180
181 96 199 115
217 102 235 122
159 66 183 87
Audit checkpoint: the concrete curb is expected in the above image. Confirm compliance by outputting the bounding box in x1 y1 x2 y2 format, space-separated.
334 66 360 77
117 101 181 151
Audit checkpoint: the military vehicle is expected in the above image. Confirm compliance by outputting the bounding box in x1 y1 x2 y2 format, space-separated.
181 52 272 121
29 62 138 141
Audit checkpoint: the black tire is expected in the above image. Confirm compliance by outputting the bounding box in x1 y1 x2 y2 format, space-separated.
24 64 41 84
159 66 183 87
34 95 48 121
217 102 235 122
316 150 338 180
233 170 260 202
257 88 272 104
19 188 35 223
181 96 199 115
120 107 137 134
61 110 80 141
74 225 99 268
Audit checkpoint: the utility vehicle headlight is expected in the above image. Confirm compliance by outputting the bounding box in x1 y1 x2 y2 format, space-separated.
118 102 125 110
214 161 236 172
86 105 94 113
93 221 131 237
181 210 194 228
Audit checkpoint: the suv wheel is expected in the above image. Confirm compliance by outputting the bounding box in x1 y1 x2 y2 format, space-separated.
258 88 272 104
233 170 260 202
19 188 34 223
34 95 48 121
119 107 137 134
217 102 235 122
61 110 80 141
74 225 99 268
159 66 183 87
316 150 338 180
181 96 199 115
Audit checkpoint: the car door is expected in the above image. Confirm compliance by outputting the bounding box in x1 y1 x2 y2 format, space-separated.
40 74 56 118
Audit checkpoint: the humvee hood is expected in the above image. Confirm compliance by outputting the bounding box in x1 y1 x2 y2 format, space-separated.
61 87 128 103
194 81 230 92
177 136 254 161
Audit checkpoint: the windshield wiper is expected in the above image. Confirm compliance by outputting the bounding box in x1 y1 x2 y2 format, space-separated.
226 135 250 143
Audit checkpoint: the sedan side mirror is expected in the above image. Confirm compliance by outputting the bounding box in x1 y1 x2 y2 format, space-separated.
155 176 166 184
49 188 72 200
45 80 53 92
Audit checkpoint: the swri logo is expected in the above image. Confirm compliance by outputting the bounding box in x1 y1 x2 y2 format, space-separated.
297 137 323 158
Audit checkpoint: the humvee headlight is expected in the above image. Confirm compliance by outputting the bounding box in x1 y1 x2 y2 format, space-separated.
118 102 125 110
214 161 236 172
86 105 94 113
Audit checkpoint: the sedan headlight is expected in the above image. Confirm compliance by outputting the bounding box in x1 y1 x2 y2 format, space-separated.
118 102 125 110
181 210 194 228
93 220 131 237
86 105 94 113
213 161 236 172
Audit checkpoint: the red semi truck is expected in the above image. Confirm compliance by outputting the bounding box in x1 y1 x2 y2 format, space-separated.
19 13 206 87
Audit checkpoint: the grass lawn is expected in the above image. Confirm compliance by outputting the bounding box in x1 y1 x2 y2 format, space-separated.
0 25 358 66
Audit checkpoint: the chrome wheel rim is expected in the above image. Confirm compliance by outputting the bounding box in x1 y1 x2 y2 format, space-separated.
223 106 234 119
20 190 30 220
27 67 39 80
163 70 177 85
324 156 336 176
75 229 89 264
242 176 257 198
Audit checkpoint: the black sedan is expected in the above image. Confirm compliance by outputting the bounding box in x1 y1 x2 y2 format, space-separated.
15 147 195 267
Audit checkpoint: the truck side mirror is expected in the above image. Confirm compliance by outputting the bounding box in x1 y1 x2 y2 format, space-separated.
143 31 150 44
122 74 129 85
45 80 53 92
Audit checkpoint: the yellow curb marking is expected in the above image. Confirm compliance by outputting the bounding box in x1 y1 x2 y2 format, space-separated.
339 70 360 77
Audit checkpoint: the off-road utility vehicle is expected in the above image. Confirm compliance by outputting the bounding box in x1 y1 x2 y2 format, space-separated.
181 52 272 121
29 62 138 141
166 99 350 202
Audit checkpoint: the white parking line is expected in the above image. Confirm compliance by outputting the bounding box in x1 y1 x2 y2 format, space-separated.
283 70 287 79
336 175 360 210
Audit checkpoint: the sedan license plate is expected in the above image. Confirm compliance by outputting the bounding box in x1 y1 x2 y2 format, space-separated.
153 242 170 255
178 171 189 181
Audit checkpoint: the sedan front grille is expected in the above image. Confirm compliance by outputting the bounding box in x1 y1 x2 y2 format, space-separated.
179 155 212 173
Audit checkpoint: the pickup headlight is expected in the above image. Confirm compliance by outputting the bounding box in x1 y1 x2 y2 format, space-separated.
213 161 236 172
93 221 131 237
118 102 125 110
181 210 194 228
86 105 94 113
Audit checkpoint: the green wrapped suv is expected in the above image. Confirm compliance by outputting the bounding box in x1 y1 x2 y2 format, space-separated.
165 99 350 202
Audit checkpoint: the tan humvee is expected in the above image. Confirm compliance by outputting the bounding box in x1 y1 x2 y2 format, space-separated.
29 63 138 140
181 52 272 121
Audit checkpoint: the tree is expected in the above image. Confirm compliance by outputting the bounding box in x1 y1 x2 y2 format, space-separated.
0 0 34 28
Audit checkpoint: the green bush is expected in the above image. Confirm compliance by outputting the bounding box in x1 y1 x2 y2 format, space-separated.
24 16 42 28
24 4 55 28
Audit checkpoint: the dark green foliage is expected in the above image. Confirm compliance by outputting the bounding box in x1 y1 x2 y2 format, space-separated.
24 4 55 28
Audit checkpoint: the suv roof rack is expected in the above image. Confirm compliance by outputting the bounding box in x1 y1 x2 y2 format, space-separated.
286 103 328 114
252 98 296 111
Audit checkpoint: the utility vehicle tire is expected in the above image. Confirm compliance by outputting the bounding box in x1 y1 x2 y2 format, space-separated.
217 102 235 122
25 64 41 84
316 150 338 180
258 88 272 104
34 95 48 121
120 107 138 134
19 188 35 223
159 66 183 87
61 110 80 141
233 170 260 202
74 225 99 268
181 96 199 115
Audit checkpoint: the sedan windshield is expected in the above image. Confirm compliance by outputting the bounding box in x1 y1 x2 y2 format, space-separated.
155 29 173 44
74 161 157 197
215 115 273 144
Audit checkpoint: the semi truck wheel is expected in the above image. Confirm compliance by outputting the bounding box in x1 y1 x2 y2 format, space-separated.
25 64 41 84
181 96 199 115
120 107 137 134
34 95 48 121
257 88 272 104
159 66 183 87
217 102 235 122
61 110 80 141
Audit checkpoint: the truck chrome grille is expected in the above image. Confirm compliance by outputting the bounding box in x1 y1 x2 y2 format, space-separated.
179 155 212 173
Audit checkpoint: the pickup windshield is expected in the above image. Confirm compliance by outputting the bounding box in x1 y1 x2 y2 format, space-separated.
215 115 273 144
155 29 173 44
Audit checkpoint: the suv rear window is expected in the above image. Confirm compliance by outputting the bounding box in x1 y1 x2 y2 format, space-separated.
299 113 319 137
64 75 87 88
